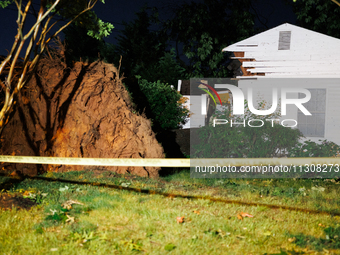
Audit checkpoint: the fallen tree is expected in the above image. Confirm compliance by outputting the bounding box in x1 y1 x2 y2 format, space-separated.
0 57 164 177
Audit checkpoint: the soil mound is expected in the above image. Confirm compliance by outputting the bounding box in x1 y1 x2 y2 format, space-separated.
0 193 37 211
0 59 164 177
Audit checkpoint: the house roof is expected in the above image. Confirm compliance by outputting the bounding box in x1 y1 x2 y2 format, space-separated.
222 23 340 78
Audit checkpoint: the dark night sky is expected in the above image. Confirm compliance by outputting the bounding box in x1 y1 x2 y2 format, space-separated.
0 0 297 56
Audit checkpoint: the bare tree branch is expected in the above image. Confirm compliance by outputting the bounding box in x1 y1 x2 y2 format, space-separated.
331 0 340 7
0 0 102 133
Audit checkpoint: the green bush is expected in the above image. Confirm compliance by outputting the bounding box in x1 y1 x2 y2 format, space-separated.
288 140 340 157
192 101 302 158
137 77 189 130
138 48 186 85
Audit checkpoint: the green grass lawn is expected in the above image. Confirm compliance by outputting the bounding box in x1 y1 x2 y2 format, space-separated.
1 169 340 254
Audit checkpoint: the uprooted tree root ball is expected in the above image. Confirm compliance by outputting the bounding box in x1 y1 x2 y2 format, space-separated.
0 59 164 177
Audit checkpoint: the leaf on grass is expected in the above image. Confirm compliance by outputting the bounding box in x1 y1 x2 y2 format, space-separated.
62 200 85 210
120 240 143 251
50 209 58 215
81 231 98 242
59 186 69 192
240 212 254 218
193 210 200 215
288 237 296 243
66 215 75 223
121 182 131 187
237 214 243 220
23 190 31 197
99 232 109 241
23 191 36 199
164 243 176 251
318 223 326 228
263 231 272 236
176 216 185 224
216 229 228 238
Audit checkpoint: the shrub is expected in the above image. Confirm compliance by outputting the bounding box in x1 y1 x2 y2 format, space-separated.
288 140 340 157
138 48 186 85
192 100 303 158
137 77 189 130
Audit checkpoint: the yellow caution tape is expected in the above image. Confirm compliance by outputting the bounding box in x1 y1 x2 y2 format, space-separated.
0 155 340 168
0 155 190 167
191 157 340 166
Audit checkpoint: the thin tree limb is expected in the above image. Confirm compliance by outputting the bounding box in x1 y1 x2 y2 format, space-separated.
331 0 340 7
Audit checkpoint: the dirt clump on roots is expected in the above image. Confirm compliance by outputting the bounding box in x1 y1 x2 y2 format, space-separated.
0 58 164 177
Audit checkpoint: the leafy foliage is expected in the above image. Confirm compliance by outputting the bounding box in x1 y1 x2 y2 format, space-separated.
184 33 232 78
87 18 114 40
290 0 340 38
163 0 255 77
288 140 340 157
64 24 105 63
137 77 189 130
114 0 256 81
115 8 166 80
138 48 186 85
45 208 68 224
0 0 11 8
192 101 302 158
50 0 114 40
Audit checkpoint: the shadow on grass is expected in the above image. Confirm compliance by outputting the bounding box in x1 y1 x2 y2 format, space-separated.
1 172 340 217
264 226 340 254
0 176 38 210
158 167 187 177
0 175 25 191
286 225 340 251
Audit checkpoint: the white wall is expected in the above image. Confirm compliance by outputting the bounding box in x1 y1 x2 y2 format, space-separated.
239 78 340 145
181 95 206 129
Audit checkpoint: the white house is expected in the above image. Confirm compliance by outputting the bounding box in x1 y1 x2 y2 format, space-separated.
222 23 340 145
177 80 204 129
177 80 231 129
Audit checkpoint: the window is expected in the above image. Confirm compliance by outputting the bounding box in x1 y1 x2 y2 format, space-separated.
297 89 326 137
278 31 291 50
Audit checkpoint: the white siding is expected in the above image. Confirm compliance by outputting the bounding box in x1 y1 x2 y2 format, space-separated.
239 78 340 144
324 81 340 145
183 96 206 129
238 78 298 126
223 23 340 78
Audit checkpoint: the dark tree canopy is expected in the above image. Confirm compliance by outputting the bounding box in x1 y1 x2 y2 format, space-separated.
115 8 167 80
290 0 340 39
64 24 105 63
163 0 255 77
